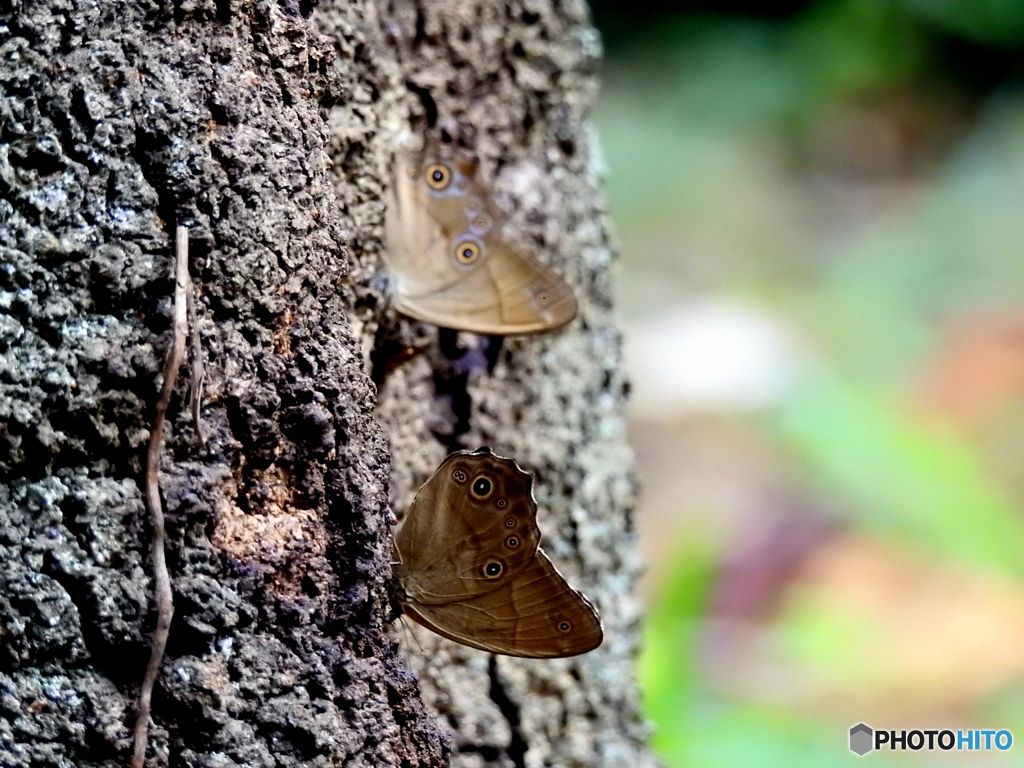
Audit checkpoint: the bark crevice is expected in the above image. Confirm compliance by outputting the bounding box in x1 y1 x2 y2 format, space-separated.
485 655 528 768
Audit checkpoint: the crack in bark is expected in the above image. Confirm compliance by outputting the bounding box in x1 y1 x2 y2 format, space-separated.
187 282 205 448
430 329 474 450
406 80 438 126
486 654 527 768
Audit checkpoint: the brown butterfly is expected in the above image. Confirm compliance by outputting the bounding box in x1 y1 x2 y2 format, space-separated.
383 142 578 335
392 448 603 658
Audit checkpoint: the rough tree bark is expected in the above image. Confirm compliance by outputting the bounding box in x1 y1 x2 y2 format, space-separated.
0 1 654 767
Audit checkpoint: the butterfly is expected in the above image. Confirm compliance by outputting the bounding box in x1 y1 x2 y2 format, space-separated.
392 448 603 658
383 142 578 335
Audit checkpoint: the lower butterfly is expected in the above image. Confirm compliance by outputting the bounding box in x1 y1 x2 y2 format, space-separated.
392 448 603 658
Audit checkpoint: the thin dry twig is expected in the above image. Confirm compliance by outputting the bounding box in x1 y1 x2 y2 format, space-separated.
187 281 205 448
131 225 189 768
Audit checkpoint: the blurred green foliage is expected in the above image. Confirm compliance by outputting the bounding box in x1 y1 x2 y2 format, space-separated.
777 375 1024 576
599 0 1024 130
598 1 1024 765
906 0 1024 47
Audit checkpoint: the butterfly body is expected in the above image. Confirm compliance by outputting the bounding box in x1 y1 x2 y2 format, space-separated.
393 449 603 658
384 145 578 335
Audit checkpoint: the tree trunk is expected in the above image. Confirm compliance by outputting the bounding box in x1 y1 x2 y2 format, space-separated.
0 1 654 767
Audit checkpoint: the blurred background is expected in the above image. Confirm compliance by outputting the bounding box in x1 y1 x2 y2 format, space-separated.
589 1 1024 764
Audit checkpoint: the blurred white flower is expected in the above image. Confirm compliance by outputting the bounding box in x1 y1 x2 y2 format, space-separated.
625 297 800 417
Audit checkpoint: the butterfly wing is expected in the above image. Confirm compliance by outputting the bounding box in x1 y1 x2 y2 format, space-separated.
384 155 462 300
402 548 604 658
384 152 577 334
394 239 577 335
394 450 542 606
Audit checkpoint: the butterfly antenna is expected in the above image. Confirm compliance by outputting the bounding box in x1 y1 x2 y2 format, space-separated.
392 615 423 663
398 615 424 654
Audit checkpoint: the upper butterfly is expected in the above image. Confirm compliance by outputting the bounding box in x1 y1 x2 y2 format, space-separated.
383 143 578 335
392 448 603 658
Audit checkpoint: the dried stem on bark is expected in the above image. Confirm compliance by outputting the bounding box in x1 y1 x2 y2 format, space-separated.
131 226 188 768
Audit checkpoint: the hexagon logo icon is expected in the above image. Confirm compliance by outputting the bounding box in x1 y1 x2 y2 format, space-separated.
850 723 874 756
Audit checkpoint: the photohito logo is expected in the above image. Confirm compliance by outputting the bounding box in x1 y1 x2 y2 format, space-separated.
849 724 1013 755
